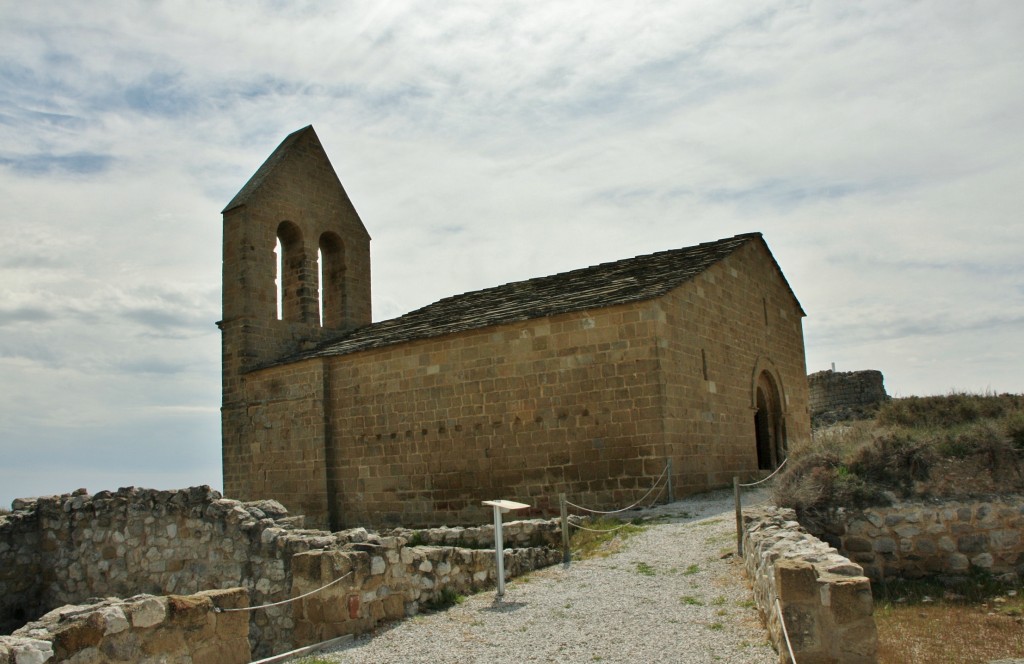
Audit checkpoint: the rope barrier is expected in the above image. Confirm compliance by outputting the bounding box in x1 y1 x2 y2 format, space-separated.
216 571 353 613
775 597 797 663
737 457 788 488
564 464 669 515
568 520 637 534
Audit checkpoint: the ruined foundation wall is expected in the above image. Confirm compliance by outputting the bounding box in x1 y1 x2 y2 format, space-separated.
1 486 563 658
1 588 249 664
817 497 1024 582
743 506 878 664
808 369 888 423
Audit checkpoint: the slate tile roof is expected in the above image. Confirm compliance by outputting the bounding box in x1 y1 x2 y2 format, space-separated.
283 232 798 364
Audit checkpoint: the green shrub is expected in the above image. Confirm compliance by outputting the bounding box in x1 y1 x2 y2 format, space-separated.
1005 411 1024 451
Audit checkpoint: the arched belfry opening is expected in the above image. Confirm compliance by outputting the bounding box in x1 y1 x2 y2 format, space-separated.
754 370 786 470
276 221 306 323
318 232 346 328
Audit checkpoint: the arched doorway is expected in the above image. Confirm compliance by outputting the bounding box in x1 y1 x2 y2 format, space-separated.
754 371 786 470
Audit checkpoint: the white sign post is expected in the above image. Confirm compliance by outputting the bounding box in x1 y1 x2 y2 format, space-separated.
482 499 530 598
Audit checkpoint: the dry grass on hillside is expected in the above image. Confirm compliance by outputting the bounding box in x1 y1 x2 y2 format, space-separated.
774 393 1024 515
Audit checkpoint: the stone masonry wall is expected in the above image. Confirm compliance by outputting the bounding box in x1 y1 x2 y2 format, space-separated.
808 370 887 422
661 240 810 494
319 300 671 528
289 542 561 645
819 497 1024 582
0 486 562 659
298 240 811 530
0 588 249 664
743 506 877 664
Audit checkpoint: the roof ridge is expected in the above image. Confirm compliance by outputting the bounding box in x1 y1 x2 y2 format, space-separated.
266 232 765 366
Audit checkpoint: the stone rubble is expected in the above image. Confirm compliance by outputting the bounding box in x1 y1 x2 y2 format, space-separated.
1 486 564 660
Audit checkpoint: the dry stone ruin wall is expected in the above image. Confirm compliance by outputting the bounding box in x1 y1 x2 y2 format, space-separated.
0 486 563 660
2 588 250 664
808 369 888 425
742 506 878 663
816 498 1024 582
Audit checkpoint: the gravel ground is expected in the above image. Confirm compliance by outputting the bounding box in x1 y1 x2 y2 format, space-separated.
298 489 777 664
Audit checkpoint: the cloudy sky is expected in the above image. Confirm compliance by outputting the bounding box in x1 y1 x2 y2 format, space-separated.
2 1 1022 506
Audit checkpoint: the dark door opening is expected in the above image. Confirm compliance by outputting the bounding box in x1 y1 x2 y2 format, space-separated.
754 372 785 470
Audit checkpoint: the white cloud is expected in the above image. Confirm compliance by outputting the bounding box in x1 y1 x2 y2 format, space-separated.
1 0 1022 506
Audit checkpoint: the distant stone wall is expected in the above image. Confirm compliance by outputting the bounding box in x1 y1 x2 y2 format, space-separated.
742 506 878 664
818 497 1024 582
808 370 888 424
1 588 249 664
0 486 562 659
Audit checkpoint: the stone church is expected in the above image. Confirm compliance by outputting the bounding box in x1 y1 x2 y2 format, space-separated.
219 126 811 529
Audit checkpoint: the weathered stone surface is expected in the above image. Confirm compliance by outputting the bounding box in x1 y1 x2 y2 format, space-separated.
824 497 1024 582
743 506 877 664
4 589 246 663
1 486 563 661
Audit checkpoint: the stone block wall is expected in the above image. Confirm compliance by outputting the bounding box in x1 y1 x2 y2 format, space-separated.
226 362 332 528
290 543 561 645
808 370 887 422
320 301 671 528
0 588 249 664
278 239 810 530
743 506 877 663
821 497 1024 582
661 240 810 493
1 486 562 659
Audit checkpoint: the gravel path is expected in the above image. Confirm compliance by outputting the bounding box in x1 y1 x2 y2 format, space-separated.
300 489 776 664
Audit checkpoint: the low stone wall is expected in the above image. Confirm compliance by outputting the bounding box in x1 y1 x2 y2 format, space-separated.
743 506 877 664
819 497 1024 582
0 588 249 664
291 543 561 644
1 486 563 659
383 518 562 549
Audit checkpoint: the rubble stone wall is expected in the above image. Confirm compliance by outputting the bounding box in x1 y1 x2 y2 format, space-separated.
0 588 249 664
290 544 561 645
742 506 877 664
820 497 1024 582
808 369 887 422
0 486 562 659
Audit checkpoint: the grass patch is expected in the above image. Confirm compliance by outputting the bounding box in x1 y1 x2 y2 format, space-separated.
682 564 700 576
681 596 704 606
873 574 1024 663
635 561 656 576
570 518 647 560
708 622 724 631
